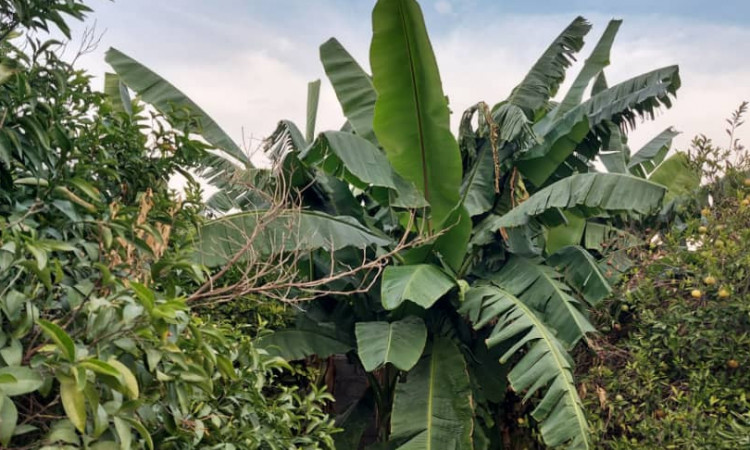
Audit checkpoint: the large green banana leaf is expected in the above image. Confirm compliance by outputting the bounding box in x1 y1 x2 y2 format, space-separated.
556 20 622 116
628 127 680 177
519 66 680 186
390 337 474 449
105 48 250 166
370 0 463 230
300 131 427 208
648 152 701 208
548 245 612 305
598 121 630 174
355 316 427 371
494 173 666 228
583 222 642 253
507 16 590 116
306 79 321 143
381 264 455 310
256 330 351 361
489 256 595 347
195 210 390 268
320 38 378 144
545 210 586 254
460 286 590 449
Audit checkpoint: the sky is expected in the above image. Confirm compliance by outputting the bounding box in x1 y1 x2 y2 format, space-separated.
69 0 750 162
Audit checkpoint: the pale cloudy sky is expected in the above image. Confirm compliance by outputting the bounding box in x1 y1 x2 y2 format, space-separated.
71 0 750 159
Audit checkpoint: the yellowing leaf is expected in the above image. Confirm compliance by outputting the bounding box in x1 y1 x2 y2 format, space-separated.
108 359 139 399
59 376 86 433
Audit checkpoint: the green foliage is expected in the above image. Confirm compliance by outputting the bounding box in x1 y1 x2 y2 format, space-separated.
111 0 683 447
0 5 336 448
579 127 750 449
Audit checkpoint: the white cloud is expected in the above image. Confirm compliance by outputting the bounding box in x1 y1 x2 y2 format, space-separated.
75 5 750 165
435 1 453 15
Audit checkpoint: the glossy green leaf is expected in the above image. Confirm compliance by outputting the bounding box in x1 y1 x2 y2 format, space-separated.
0 367 43 396
371 0 463 228
0 394 17 447
355 316 427 371
381 264 455 310
79 359 122 379
105 48 249 165
320 38 377 143
37 320 75 362
390 337 474 449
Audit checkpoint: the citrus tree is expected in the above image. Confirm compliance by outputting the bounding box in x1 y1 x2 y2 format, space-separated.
0 2 337 448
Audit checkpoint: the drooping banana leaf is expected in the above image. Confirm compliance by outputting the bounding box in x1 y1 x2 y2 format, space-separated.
105 48 250 166
320 38 378 144
355 316 427 371
459 102 530 218
488 256 595 347
370 0 463 230
256 330 351 361
202 153 273 212
519 65 681 186
460 286 590 449
506 16 591 116
381 264 455 310
390 337 474 449
627 127 680 177
195 210 390 268
547 245 612 305
494 173 666 229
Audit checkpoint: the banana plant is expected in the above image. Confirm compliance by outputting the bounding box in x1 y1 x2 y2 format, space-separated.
108 1 680 448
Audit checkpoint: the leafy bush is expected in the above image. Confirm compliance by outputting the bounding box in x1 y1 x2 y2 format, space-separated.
0 2 336 448
578 113 750 449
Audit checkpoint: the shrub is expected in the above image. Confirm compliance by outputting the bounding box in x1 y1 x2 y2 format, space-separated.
578 109 750 449
0 2 336 448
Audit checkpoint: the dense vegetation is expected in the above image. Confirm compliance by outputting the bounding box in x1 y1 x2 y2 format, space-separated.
0 2 336 448
0 0 747 449
579 120 750 449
